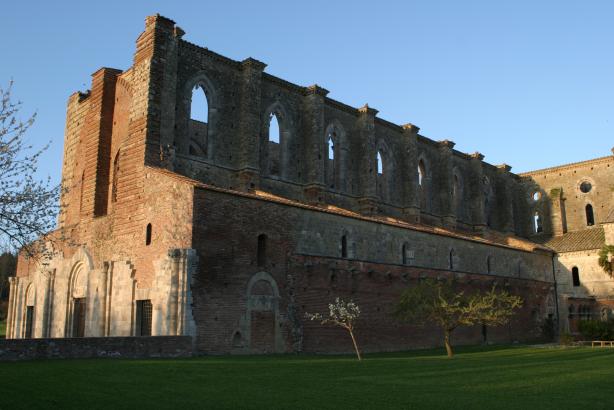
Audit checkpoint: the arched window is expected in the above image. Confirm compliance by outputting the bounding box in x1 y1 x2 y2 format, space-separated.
326 131 336 189
257 234 267 267
79 171 85 213
188 85 210 156
572 266 580 287
486 255 493 274
453 173 463 219
111 151 120 203
449 249 455 270
585 204 595 226
453 174 459 199
533 212 543 233
190 85 209 123
418 160 426 186
341 235 348 258
232 331 243 348
269 113 280 143
377 151 383 175
145 223 152 246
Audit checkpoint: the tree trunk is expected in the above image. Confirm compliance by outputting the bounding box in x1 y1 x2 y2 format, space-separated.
444 330 454 358
348 329 362 361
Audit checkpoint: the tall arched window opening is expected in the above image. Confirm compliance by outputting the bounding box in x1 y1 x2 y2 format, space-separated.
533 212 543 233
269 113 280 144
449 249 455 270
111 151 120 204
418 160 426 186
326 132 336 189
572 266 580 287
79 171 86 213
145 223 152 246
486 255 492 274
341 235 348 258
453 173 463 219
377 151 383 175
189 85 209 156
585 204 595 226
257 234 267 267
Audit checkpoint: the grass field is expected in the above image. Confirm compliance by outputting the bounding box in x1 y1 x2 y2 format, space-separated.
1 345 613 409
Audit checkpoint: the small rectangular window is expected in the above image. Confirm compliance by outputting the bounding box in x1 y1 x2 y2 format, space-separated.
136 300 153 336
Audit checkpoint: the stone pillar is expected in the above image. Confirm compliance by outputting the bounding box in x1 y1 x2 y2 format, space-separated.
101 262 112 337
168 249 197 337
42 270 56 338
303 85 329 204
438 140 456 229
470 152 487 233
402 123 420 223
356 104 379 215
80 67 122 219
157 24 183 167
140 14 184 167
496 164 516 234
549 187 567 236
6 277 18 339
238 57 267 191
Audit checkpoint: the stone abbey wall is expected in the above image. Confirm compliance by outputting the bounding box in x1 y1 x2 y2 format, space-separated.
156 23 527 236
191 187 554 353
519 155 614 334
520 155 614 237
11 14 606 354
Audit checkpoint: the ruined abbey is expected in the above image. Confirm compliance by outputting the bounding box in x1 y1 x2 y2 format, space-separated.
5 15 614 354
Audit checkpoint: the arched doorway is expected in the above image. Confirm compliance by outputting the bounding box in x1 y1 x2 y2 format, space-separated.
66 263 88 337
246 272 280 353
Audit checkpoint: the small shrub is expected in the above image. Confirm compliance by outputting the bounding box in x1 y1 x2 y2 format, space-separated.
559 332 575 346
578 320 614 340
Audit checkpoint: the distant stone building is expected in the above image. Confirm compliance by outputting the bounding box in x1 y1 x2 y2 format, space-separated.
5 15 613 352
520 157 614 334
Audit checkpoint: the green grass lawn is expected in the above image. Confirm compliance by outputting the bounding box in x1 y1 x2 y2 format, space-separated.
1 345 613 409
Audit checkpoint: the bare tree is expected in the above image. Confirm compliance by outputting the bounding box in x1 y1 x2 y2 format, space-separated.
395 279 523 358
305 298 362 360
0 81 60 258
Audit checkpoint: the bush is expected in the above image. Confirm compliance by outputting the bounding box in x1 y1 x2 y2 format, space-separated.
559 332 575 346
577 320 614 340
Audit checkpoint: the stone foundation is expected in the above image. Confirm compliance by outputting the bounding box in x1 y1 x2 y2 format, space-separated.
0 336 193 361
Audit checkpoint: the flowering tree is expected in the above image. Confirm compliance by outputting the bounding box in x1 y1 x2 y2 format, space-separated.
0 81 60 258
305 298 362 360
395 279 523 358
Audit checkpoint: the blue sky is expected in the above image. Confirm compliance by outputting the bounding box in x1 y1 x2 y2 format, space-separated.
2 0 613 186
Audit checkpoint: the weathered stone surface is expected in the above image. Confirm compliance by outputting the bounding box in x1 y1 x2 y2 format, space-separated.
0 336 192 361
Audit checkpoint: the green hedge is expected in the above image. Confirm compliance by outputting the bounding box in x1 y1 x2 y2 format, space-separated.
578 320 614 340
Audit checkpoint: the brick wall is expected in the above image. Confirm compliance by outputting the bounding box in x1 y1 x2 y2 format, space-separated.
191 187 555 354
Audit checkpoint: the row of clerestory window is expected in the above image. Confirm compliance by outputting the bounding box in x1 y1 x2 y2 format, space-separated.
255 232 502 275
532 204 595 234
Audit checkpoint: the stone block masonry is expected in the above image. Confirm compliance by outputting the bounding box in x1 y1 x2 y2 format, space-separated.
0 336 193 361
